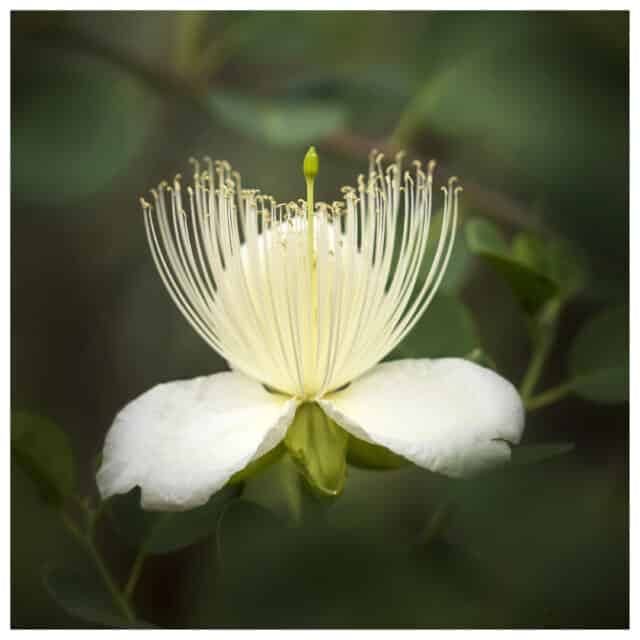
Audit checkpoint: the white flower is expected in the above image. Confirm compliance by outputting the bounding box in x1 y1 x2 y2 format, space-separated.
97 148 524 510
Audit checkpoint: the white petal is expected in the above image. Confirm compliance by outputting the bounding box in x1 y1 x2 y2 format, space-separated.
97 372 297 510
318 358 524 477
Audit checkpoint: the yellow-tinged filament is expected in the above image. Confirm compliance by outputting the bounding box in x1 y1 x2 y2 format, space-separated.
304 146 318 257
303 145 319 396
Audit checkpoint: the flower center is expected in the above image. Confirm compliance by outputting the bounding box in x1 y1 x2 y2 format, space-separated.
140 150 461 400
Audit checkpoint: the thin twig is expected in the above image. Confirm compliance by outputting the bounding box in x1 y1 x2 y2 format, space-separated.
519 300 563 403
61 514 136 623
123 549 147 602
525 381 574 411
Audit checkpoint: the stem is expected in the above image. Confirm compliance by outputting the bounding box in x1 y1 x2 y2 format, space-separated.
519 330 555 401
422 501 454 547
519 300 562 402
61 515 136 623
525 381 574 411
123 549 147 602
174 12 207 78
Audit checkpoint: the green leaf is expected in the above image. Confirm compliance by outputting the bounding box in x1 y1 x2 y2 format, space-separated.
568 305 629 404
512 232 588 299
107 484 240 554
511 442 575 466
347 436 408 470
43 566 150 628
466 219 558 314
284 402 348 497
11 411 74 506
215 499 292 599
391 294 479 360
241 454 305 524
12 48 159 206
466 218 587 314
209 92 348 147
228 442 285 485
465 216 510 256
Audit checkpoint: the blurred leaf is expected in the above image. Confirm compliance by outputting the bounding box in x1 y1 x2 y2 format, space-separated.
217 499 288 569
228 442 285 485
421 211 473 294
347 436 408 470
465 216 510 255
285 403 348 497
215 489 503 628
241 454 304 524
107 484 239 554
12 48 159 206
114 263 227 387
403 29 625 187
391 294 479 360
11 411 74 506
12 458 86 628
512 232 588 299
43 566 150 628
466 218 587 315
445 457 627 627
284 65 416 133
511 442 575 465
466 218 558 314
568 305 629 404
209 92 348 147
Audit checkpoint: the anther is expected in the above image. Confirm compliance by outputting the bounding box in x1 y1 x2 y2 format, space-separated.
427 160 436 183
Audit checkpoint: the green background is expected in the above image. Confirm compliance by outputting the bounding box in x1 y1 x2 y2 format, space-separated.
12 11 628 628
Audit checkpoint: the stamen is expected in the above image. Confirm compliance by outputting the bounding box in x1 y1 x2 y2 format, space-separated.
141 150 459 399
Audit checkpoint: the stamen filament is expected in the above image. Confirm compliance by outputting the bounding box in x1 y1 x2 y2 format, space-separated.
141 148 458 399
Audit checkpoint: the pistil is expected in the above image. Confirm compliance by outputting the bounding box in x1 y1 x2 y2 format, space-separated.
303 146 319 397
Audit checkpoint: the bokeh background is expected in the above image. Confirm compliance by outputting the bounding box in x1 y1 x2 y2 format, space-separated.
12 11 628 628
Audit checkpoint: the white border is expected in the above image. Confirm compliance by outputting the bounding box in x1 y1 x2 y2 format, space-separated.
7 5 632 637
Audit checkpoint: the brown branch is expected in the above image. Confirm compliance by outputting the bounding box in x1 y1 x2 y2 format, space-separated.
14 25 209 109
20 23 543 233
